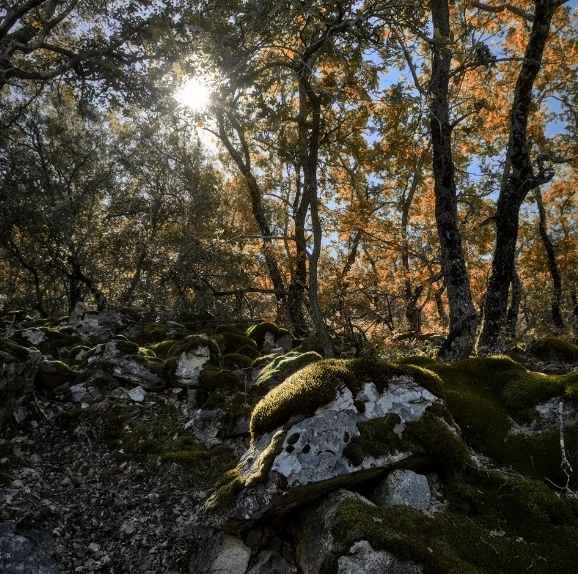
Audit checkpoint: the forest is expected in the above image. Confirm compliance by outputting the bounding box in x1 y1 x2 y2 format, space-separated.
1 2 578 573
1 0 576 358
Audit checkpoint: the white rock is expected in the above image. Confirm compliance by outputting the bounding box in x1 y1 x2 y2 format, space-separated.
209 535 251 574
128 386 146 402
176 348 211 386
337 540 423 574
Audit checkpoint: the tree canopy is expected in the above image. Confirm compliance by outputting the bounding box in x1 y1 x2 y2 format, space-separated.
1 0 576 356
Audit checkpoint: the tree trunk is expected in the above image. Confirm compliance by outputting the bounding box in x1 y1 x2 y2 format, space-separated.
401 153 425 334
434 283 449 328
506 265 522 338
298 73 333 356
216 111 291 325
479 0 559 351
288 163 310 338
535 187 564 330
430 0 478 359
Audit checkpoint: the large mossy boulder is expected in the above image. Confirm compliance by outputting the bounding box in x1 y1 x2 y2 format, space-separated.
403 355 578 489
206 359 466 523
296 469 578 574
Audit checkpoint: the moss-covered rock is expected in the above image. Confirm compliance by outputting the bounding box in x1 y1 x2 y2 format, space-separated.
168 334 221 363
529 337 578 363
149 339 176 359
305 474 578 574
254 350 322 389
209 359 455 523
403 355 578 488
247 322 291 349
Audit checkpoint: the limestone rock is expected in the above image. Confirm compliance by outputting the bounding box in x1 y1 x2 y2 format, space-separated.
371 470 433 512
175 348 211 386
337 540 423 574
218 371 447 522
188 529 250 574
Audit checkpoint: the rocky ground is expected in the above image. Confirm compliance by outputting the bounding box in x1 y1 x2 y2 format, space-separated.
1 310 578 573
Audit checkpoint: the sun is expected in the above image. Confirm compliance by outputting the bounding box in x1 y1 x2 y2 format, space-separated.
175 77 211 112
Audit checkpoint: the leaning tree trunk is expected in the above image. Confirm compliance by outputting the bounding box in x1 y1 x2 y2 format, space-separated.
535 187 564 330
479 0 561 351
430 0 478 359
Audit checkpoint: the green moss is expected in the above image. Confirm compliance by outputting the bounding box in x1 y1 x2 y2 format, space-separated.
530 337 578 363
168 334 221 364
344 415 405 466
197 367 243 409
252 352 282 369
250 359 356 439
405 408 470 472
399 355 439 368
327 475 578 574
205 468 244 511
254 350 322 389
223 353 254 370
160 444 237 488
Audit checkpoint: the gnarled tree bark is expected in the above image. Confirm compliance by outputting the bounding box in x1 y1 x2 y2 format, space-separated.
479 0 564 351
430 0 479 359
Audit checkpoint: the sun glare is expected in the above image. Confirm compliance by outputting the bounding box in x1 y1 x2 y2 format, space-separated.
175 77 211 112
